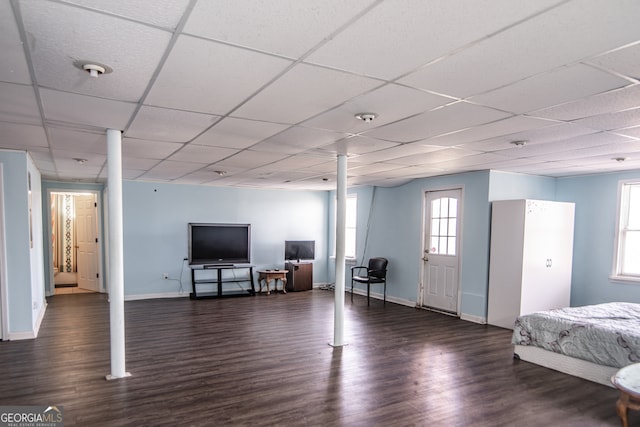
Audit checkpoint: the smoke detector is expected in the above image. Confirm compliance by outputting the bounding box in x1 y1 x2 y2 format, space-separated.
355 113 377 123
510 140 528 147
73 60 113 78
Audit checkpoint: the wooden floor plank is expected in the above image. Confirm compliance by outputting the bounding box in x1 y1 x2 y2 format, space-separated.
0 291 635 426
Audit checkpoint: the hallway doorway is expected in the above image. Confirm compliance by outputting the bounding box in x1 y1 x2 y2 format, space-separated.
50 192 103 295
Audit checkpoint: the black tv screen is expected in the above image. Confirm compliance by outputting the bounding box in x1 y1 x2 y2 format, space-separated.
285 240 315 261
189 223 251 266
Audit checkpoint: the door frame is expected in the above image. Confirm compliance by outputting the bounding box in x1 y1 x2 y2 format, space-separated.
45 188 104 295
0 164 9 340
418 185 464 316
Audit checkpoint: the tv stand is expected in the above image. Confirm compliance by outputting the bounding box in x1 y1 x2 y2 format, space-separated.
190 265 256 299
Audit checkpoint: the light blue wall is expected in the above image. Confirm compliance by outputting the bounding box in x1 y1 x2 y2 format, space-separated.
488 171 557 201
122 181 329 296
0 150 34 335
557 170 640 306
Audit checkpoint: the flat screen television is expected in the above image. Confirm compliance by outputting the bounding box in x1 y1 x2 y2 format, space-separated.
188 223 251 266
284 240 315 262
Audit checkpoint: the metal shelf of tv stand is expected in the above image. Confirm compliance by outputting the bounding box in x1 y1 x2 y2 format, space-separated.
190 264 256 299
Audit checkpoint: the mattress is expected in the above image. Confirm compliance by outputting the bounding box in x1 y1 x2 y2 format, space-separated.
512 302 640 368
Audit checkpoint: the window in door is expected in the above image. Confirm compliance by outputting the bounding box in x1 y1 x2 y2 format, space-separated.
613 181 640 281
429 197 457 256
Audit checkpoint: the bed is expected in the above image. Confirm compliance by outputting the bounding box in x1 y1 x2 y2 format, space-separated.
511 302 640 387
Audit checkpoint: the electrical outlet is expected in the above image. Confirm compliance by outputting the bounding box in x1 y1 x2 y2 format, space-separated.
162 273 169 280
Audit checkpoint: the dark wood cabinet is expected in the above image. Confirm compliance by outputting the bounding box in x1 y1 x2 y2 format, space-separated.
285 262 313 291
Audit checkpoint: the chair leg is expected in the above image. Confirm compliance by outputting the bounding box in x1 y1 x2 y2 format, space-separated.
383 282 386 305
367 283 370 306
351 280 353 302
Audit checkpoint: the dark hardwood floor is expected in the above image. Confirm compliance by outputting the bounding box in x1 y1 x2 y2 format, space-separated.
0 290 634 426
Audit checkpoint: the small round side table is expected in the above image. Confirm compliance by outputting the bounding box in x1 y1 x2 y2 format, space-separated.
612 363 640 427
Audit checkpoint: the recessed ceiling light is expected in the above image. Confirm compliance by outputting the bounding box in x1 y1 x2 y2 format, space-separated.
510 140 528 147
355 113 377 123
214 170 227 176
73 60 113 78
73 158 88 164
613 157 628 162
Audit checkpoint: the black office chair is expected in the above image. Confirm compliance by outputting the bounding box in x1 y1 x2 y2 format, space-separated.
350 257 388 306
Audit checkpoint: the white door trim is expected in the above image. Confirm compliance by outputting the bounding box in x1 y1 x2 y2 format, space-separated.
0 164 9 340
419 186 464 316
46 188 104 294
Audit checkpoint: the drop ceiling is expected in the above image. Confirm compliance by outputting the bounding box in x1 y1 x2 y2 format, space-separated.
3 0 640 190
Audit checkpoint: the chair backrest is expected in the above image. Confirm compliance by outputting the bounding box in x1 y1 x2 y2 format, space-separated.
368 257 388 279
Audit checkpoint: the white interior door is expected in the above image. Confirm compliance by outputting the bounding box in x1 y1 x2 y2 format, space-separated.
75 194 99 292
422 189 462 313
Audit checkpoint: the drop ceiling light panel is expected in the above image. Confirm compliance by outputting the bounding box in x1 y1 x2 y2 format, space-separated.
0 1 31 84
192 117 289 149
184 0 373 58
305 0 564 80
19 1 173 102
471 65 629 114
0 83 41 125
168 145 238 164
323 136 399 156
389 147 481 166
146 36 293 114
40 89 137 130
302 84 453 133
233 63 380 124
126 105 219 142
268 155 334 171
123 138 183 159
365 102 511 143
346 162 408 176
0 122 47 149
353 143 447 164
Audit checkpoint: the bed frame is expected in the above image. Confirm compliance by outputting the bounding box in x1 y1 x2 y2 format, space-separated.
514 344 617 387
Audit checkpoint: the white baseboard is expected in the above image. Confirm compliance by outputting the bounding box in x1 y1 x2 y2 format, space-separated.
460 313 486 324
125 292 189 301
8 330 37 340
33 300 47 337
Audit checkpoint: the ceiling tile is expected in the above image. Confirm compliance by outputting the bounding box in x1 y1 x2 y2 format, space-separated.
210 150 289 169
352 143 447 164
185 0 373 58
306 0 565 79
123 138 183 159
168 145 238 164
423 116 558 147
0 82 41 125
387 147 481 166
0 1 31 84
251 125 349 154
126 105 219 142
613 126 640 139
192 117 289 149
322 136 399 156
364 102 511 143
302 83 453 133
532 84 640 121
49 128 106 154
573 107 640 131
20 1 173 102
60 0 191 29
470 64 629 114
398 0 640 98
587 42 640 80
145 35 293 114
233 63 381 124
40 88 137 130
142 160 205 180
0 122 47 149
498 132 635 159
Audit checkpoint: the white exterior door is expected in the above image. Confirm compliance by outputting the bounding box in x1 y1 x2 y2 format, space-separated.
421 189 462 313
75 195 99 292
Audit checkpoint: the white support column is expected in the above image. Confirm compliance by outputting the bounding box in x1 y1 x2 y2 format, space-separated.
106 129 130 380
331 154 347 347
